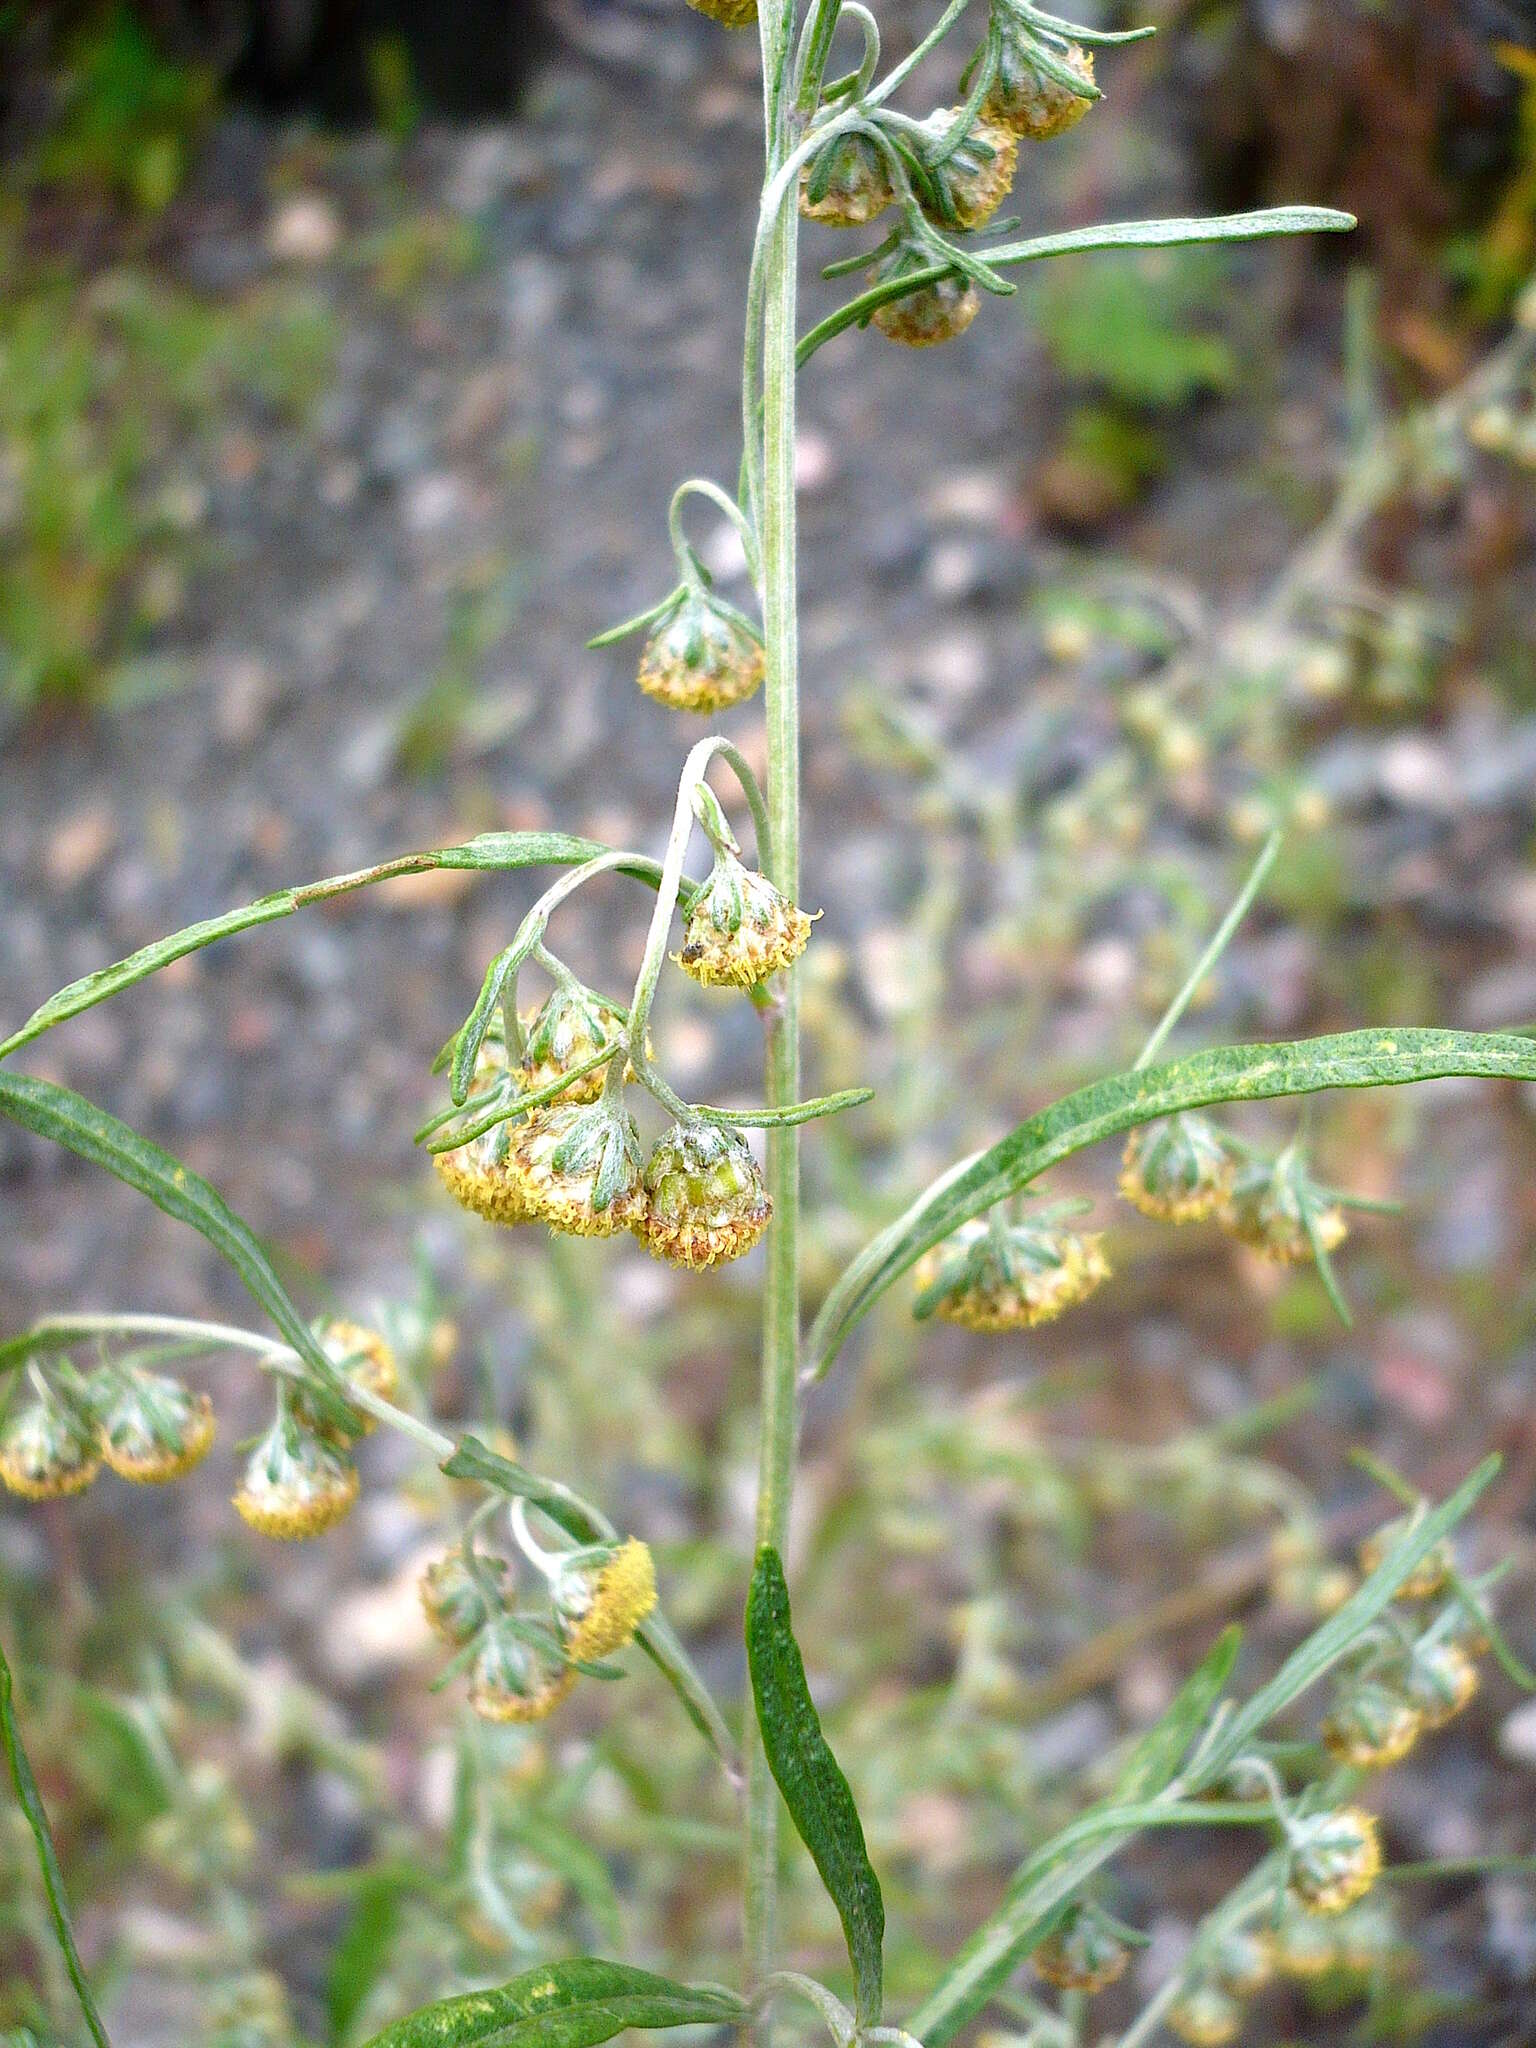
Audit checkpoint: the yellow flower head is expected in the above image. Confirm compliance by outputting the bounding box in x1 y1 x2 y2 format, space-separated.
557 1538 658 1663
508 1100 648 1236
799 131 895 228
913 107 1019 230
1322 1681 1421 1770
419 1548 512 1647
984 38 1096 140
1119 1114 1232 1223
294 1317 397 1437
1032 1908 1129 1994
1402 1639 1479 1729
233 1413 359 1539
521 984 632 1106
1357 1515 1453 1601
96 1368 215 1483
913 1215 1110 1332
467 1628 576 1724
1166 1984 1241 2048
435 1114 538 1224
639 1120 772 1270
637 587 765 715
1290 1806 1383 1916
1221 1156 1348 1265
685 0 757 24
676 855 815 989
0 1392 101 1500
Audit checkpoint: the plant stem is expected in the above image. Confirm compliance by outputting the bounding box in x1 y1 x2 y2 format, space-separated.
746 0 803 2021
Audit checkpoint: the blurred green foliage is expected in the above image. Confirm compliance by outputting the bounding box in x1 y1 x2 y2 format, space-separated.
0 256 334 710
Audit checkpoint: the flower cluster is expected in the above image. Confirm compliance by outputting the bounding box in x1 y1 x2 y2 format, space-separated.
419 1522 656 1727
1 1359 215 1500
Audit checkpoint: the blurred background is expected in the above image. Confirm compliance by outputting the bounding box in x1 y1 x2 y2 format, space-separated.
4 3 1536 2044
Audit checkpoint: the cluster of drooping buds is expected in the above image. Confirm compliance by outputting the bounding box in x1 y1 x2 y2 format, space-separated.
1312 1509 1490 1767
912 1206 1109 1331
232 1316 394 1539
1 1358 216 1500
420 1510 657 1727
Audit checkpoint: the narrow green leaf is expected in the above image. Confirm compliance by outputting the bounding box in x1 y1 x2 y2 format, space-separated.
698 1086 874 1130
359 1958 747 2048
746 1547 885 2024
1111 1625 1241 1804
807 1027 1536 1378
797 208 1356 366
1 1637 114 2048
0 1072 349 1420
0 833 662 1062
444 1438 740 1778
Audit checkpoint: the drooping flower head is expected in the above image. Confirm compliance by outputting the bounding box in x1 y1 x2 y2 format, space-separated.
913 1213 1110 1332
519 982 633 1105
1290 1807 1383 1916
552 1537 658 1663
799 129 896 229
912 106 1019 230
293 1317 397 1437
1032 1905 1130 1994
93 1365 215 1483
868 236 980 348
1166 1983 1241 2048
637 585 765 714
1401 1638 1479 1728
419 1548 512 1647
1221 1151 1347 1265
676 851 815 989
432 1027 538 1225
984 33 1096 141
1118 1113 1232 1223
1321 1679 1421 1769
467 1624 575 1724
233 1406 359 1539
509 1099 648 1235
639 1120 772 1269
0 1385 101 1499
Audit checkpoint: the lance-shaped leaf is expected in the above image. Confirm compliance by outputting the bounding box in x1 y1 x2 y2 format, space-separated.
1111 1625 1241 1804
807 1028 1536 1379
0 831 662 1062
1 1638 113 2048
746 1546 885 2024
0 1072 353 1428
797 208 1356 365
360 1958 747 2048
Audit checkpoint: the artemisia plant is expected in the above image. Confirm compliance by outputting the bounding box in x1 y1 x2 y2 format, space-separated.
2 4 1533 2046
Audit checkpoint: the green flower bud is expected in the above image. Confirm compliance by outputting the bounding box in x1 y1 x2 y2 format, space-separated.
509 1099 648 1235
639 1120 772 1268
94 1365 215 1483
0 1387 100 1499
676 851 815 988
912 106 1018 229
799 130 895 228
984 35 1095 141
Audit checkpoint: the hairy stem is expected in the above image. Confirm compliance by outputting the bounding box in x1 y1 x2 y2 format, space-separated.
746 0 803 2020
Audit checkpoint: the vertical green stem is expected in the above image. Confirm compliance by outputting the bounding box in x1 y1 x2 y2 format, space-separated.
746 0 802 2017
